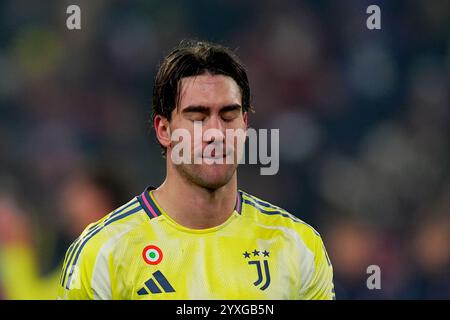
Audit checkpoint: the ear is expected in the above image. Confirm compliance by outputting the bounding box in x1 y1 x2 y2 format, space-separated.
154 115 171 149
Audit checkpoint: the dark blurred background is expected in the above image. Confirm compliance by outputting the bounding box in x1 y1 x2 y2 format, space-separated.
0 0 448 299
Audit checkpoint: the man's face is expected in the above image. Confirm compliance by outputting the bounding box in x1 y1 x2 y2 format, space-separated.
167 73 247 189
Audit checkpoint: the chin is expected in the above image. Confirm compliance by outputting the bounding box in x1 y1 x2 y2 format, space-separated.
201 172 233 190
198 180 229 190
187 164 236 190
176 164 237 190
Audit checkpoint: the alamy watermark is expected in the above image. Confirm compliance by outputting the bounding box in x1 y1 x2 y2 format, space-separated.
66 5 81 30
366 5 381 30
67 4 381 31
169 121 279 176
366 264 381 290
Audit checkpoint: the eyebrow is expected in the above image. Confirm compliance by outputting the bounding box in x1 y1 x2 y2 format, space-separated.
181 104 242 114
220 104 242 113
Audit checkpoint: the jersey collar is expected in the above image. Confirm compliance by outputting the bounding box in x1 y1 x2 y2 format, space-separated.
137 186 243 220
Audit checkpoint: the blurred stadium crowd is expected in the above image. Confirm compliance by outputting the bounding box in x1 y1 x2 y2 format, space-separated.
0 0 448 299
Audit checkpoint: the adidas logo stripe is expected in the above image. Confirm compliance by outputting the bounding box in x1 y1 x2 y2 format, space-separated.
137 270 175 295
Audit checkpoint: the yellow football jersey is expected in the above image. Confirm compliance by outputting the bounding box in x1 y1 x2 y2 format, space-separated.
58 187 335 300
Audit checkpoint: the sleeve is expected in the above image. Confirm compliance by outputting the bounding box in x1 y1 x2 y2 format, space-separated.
301 234 336 300
57 233 112 300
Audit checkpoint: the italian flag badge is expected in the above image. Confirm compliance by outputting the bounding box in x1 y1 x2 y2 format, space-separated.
142 245 163 265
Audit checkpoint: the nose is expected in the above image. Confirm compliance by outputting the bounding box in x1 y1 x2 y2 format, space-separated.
204 115 225 144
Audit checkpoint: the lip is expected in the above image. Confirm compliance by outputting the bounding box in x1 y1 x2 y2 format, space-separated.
203 154 227 159
203 151 233 159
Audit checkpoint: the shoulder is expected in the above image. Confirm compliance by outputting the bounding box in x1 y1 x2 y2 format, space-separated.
60 197 146 288
77 197 145 250
239 191 334 299
239 190 323 250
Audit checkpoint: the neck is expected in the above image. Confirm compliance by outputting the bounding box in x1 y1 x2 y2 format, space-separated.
152 166 238 230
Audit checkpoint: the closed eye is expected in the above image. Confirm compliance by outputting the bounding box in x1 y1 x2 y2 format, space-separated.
182 105 209 121
181 104 242 122
220 104 242 121
221 110 240 121
185 112 207 122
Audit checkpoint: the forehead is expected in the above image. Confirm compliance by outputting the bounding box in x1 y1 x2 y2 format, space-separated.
178 74 241 109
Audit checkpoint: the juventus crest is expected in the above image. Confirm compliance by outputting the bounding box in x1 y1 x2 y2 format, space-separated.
243 249 271 290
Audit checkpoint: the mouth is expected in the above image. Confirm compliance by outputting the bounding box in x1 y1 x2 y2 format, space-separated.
202 148 233 160
203 154 227 160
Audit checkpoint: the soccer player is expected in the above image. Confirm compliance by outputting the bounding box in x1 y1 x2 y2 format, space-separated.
58 40 335 300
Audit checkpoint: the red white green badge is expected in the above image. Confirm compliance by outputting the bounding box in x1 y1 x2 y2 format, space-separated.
142 245 163 265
